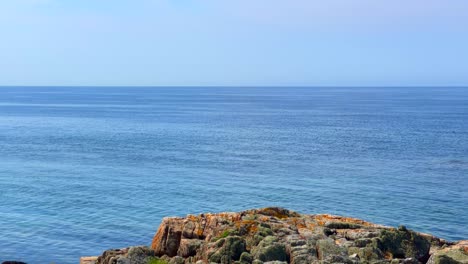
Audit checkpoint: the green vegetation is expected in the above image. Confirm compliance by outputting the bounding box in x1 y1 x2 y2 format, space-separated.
147 257 169 264
212 229 235 242
220 229 232 238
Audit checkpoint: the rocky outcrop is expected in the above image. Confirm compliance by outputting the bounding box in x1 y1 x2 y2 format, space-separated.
426 241 468 264
86 207 468 264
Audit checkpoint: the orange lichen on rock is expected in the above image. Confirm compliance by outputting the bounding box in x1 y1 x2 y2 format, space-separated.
235 219 258 234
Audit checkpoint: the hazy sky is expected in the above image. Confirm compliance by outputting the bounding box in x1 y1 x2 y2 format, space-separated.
1 0 467 86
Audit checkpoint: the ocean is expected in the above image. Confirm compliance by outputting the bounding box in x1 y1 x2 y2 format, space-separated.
0 87 467 263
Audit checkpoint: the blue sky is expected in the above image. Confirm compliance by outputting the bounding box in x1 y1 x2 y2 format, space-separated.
0 0 467 86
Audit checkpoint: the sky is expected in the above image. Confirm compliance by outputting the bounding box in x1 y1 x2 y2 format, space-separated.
0 0 467 86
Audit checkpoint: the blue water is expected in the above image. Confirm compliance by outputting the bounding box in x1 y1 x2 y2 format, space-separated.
0 87 467 263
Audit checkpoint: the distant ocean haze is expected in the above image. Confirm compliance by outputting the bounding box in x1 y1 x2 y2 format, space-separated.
0 86 467 263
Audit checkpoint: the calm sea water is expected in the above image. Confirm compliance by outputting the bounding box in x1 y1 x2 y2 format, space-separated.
0 87 467 263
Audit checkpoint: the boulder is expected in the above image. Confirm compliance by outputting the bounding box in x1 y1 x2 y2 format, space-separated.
377 226 431 262
208 236 247 263
95 246 157 264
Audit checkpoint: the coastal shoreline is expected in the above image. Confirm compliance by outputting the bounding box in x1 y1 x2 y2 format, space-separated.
80 207 468 264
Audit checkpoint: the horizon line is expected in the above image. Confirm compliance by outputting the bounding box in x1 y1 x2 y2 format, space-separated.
0 85 467 88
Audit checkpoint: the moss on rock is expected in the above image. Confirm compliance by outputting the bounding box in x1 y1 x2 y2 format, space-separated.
378 227 431 261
